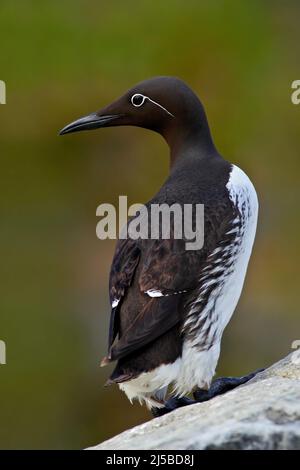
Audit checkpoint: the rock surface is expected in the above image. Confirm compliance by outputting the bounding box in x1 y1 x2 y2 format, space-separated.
89 352 300 450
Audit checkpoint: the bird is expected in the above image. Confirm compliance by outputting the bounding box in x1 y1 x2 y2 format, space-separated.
60 76 260 416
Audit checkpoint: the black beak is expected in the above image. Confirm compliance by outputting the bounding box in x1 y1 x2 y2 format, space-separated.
59 112 123 135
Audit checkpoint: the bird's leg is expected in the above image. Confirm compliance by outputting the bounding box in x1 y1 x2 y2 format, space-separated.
193 368 264 403
152 396 195 418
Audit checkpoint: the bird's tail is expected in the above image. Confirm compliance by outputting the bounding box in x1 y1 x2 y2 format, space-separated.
104 362 136 387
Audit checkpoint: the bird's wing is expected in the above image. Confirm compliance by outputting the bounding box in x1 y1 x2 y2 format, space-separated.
108 237 140 350
109 293 183 361
105 203 237 363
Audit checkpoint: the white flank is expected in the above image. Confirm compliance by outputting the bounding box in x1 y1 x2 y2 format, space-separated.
178 164 258 394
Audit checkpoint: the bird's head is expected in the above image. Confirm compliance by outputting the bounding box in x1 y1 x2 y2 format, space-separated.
59 76 211 152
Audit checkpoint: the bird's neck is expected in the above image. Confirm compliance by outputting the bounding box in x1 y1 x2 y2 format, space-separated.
162 116 218 169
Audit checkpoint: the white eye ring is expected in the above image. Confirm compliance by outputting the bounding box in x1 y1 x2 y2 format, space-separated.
130 93 175 117
131 93 146 107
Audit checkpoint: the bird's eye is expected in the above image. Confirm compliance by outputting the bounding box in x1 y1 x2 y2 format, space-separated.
131 94 146 107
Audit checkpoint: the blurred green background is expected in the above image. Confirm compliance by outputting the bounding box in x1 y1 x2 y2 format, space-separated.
0 0 299 449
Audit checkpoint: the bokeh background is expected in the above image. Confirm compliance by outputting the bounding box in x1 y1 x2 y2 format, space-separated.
0 0 299 449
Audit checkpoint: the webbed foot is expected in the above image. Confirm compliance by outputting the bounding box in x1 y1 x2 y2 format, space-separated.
152 396 195 418
194 368 264 402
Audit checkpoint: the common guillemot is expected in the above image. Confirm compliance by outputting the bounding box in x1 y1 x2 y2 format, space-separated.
60 76 260 416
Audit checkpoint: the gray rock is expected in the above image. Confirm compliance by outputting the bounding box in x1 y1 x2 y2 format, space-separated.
89 352 300 450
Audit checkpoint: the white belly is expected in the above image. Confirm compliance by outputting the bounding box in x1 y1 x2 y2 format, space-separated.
120 165 258 407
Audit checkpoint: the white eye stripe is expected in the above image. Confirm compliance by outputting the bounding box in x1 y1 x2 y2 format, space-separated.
130 93 174 117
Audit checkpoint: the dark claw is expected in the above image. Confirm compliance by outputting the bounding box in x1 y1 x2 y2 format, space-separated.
194 368 265 402
152 396 195 418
